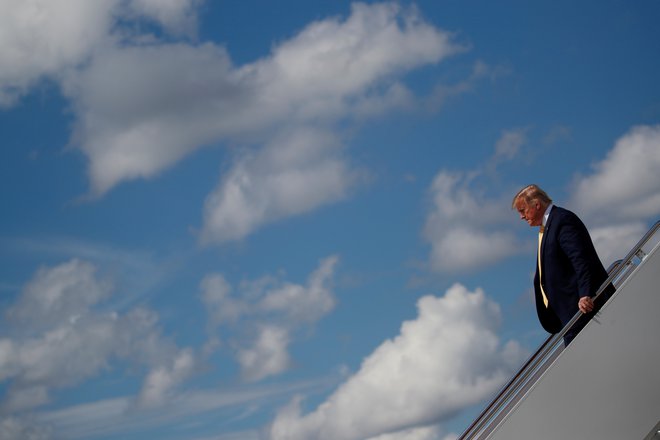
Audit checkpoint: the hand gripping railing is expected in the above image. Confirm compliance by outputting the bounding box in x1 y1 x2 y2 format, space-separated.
457 220 660 440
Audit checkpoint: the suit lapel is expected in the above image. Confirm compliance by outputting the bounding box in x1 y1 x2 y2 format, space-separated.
542 207 556 255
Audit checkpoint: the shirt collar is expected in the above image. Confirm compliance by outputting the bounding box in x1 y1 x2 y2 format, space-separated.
542 203 553 227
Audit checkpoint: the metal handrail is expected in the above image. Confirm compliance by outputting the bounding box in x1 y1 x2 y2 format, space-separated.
457 220 660 440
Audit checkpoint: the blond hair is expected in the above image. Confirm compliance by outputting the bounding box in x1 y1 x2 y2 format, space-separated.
512 184 553 209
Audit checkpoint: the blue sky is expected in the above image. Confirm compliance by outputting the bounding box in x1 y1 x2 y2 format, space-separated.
1 1 659 439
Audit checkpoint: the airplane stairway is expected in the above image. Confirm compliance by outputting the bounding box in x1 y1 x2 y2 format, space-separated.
458 221 660 440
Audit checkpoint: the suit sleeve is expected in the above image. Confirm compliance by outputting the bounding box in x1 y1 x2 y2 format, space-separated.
556 215 600 298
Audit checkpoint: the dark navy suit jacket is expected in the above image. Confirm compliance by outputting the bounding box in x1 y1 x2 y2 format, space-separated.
534 206 610 338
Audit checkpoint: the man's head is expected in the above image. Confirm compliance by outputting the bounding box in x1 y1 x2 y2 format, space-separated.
512 184 552 227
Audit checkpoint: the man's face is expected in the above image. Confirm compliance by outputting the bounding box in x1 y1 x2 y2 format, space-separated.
515 198 543 227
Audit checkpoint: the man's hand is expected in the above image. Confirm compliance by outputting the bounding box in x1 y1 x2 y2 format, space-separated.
578 296 595 314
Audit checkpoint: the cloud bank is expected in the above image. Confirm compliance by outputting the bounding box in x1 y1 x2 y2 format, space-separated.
202 256 339 381
267 283 527 440
0 259 198 431
0 1 467 244
569 124 660 264
423 127 531 273
423 169 523 272
0 0 199 106
27 1 460 243
200 129 357 243
423 124 660 272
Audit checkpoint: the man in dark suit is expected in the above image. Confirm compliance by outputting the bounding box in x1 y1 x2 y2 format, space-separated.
512 184 612 345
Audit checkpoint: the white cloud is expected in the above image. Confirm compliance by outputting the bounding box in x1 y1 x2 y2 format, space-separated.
571 124 660 222
201 273 243 326
2 385 50 413
62 1 452 182
0 0 199 107
569 124 660 265
55 2 462 240
202 256 339 381
200 128 357 243
138 348 196 407
257 254 338 324
493 128 526 163
585 222 648 268
253 2 459 113
0 415 52 440
0 0 114 106
0 259 198 416
422 128 535 272
6 259 111 332
2 1 467 243
2 235 185 311
62 42 241 196
267 284 527 440
237 325 292 382
424 171 524 272
127 0 199 36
